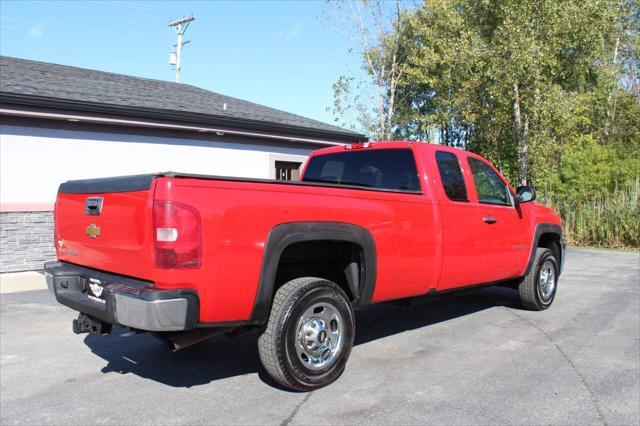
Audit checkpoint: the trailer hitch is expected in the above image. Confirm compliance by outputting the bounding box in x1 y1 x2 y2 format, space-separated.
72 313 112 335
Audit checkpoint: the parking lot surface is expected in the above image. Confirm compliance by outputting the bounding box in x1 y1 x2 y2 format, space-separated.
1 248 639 425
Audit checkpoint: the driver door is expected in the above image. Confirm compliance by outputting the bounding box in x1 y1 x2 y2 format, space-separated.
466 156 529 283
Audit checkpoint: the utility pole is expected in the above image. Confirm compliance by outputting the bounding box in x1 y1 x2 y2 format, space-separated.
168 15 195 83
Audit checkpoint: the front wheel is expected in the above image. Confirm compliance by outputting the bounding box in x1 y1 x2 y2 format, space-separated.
258 277 355 391
519 247 559 310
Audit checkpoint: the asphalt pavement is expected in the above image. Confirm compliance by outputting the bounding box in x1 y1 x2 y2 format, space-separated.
1 248 639 425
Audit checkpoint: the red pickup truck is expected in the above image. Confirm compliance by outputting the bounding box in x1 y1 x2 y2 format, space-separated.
45 141 563 391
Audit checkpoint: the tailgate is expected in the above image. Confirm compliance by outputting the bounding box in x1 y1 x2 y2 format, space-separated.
54 174 156 280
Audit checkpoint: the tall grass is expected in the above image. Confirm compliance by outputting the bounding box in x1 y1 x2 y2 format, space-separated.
539 179 639 249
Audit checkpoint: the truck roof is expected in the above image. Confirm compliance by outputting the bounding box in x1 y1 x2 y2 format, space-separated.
311 141 468 156
308 140 514 191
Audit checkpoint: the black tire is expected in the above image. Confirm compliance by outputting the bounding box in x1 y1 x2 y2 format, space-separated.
257 277 355 391
519 247 559 310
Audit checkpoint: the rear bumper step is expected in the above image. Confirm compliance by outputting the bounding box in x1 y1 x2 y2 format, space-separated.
44 261 199 332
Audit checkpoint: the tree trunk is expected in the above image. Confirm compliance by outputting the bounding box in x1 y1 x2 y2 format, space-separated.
631 53 640 107
513 82 528 186
523 114 529 184
495 136 502 172
604 36 620 135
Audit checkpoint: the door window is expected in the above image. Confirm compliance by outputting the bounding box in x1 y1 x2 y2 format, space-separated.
435 151 468 202
468 157 512 206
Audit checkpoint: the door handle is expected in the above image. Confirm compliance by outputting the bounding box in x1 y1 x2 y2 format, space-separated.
483 216 497 224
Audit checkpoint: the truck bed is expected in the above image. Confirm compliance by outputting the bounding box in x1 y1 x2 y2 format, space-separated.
55 171 439 324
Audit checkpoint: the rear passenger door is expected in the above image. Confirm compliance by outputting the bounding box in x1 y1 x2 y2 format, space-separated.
466 156 528 283
433 150 482 290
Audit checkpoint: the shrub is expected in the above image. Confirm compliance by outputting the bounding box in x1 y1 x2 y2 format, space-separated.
540 179 639 249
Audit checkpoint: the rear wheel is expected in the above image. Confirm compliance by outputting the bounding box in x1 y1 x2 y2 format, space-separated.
519 248 558 310
257 277 355 391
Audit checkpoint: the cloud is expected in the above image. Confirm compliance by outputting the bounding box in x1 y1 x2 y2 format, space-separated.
28 25 43 39
277 23 302 39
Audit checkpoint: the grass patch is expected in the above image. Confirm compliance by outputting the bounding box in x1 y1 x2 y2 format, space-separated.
540 180 639 250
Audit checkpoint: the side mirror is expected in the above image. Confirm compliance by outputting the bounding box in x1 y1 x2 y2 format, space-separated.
516 186 536 203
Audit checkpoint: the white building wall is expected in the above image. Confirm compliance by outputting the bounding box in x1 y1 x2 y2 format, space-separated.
0 124 310 208
0 122 317 272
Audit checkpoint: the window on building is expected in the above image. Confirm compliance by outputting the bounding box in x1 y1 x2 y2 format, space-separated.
468 157 512 206
275 161 302 181
435 151 468 202
302 149 421 192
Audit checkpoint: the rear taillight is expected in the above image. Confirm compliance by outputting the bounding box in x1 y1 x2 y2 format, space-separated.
153 200 202 269
53 202 60 251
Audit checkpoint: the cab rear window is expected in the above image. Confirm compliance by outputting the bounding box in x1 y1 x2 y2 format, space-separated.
302 149 421 192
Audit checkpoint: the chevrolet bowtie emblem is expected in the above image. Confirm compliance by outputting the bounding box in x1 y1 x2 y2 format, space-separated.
86 223 101 239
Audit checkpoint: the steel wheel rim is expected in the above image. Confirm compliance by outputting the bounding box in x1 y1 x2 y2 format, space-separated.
539 259 556 302
295 302 344 370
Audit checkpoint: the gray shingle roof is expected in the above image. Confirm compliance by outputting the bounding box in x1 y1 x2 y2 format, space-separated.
0 56 364 141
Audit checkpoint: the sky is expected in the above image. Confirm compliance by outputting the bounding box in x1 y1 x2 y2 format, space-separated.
0 0 365 127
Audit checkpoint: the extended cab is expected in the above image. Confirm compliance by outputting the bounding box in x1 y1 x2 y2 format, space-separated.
45 141 564 391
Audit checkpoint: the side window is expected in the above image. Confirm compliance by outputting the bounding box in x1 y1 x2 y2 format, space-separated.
435 151 468 202
468 157 511 206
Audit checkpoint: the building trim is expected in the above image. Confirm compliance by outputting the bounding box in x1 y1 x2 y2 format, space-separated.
0 202 54 212
0 93 366 143
0 106 351 147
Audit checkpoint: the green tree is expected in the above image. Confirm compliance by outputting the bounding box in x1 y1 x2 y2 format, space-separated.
328 0 639 248
325 0 409 140
395 0 622 185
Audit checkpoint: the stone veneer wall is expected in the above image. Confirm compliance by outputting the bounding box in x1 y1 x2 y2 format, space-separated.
0 211 55 273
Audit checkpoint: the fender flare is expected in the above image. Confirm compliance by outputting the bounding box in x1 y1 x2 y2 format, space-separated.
249 222 377 323
524 223 564 277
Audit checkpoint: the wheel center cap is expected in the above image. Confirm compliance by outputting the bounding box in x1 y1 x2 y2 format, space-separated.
296 303 345 371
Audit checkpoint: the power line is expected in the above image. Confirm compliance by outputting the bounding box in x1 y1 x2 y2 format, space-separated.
168 14 195 83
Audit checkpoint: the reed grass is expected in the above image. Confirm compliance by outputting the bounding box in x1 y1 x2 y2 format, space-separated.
539 178 639 249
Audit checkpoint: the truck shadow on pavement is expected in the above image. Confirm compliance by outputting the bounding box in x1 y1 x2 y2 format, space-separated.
83 286 523 390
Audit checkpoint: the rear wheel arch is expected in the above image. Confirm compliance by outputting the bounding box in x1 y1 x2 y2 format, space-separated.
249 222 377 324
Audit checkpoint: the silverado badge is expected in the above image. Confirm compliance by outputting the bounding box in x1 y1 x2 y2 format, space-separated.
86 223 101 239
